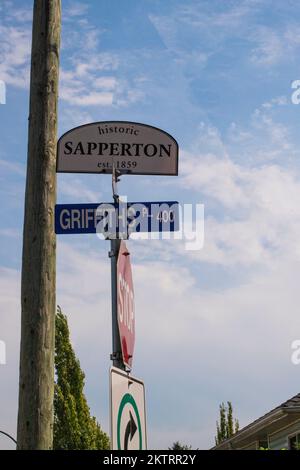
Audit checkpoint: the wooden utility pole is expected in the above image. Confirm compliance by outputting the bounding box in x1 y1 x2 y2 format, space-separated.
17 0 61 450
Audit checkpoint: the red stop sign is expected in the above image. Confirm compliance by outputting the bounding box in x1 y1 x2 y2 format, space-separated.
117 241 135 369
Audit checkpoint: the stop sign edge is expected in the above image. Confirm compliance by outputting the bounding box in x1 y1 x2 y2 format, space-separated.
117 240 135 369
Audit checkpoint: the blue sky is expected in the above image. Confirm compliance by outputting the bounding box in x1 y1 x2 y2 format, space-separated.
1 0 300 449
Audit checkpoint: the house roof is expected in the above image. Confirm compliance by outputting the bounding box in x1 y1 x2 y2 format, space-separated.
212 393 300 450
277 393 300 409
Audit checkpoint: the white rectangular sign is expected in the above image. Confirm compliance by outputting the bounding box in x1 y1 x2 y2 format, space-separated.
57 121 178 176
110 367 147 450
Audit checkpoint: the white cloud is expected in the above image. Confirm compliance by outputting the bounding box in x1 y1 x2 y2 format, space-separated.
261 95 288 109
250 23 300 67
284 23 300 48
0 228 19 238
114 85 145 107
250 27 283 66
0 25 31 88
61 90 113 107
60 54 145 108
0 1 32 23
60 108 94 131
181 151 247 210
149 0 261 55
0 1 32 89
181 168 278 266
250 110 293 158
93 77 117 90
58 177 101 203
150 1 300 70
65 1 89 18
0 159 25 177
59 55 120 107
177 119 300 268
211 0 263 28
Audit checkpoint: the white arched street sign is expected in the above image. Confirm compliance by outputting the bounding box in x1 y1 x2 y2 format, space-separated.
57 121 178 176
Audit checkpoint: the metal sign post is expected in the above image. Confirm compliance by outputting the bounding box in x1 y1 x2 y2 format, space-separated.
109 166 125 370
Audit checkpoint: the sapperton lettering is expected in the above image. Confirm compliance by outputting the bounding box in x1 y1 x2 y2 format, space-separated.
64 141 171 158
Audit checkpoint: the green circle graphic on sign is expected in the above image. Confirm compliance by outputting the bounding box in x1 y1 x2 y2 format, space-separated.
117 393 142 450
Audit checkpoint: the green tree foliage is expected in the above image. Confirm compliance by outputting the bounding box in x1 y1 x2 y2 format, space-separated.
169 441 192 450
215 401 239 445
53 306 110 450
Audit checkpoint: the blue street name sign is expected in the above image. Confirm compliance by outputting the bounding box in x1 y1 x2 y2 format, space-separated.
55 201 179 236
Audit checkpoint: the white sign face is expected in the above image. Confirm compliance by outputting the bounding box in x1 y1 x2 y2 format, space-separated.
57 121 178 176
110 367 147 450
